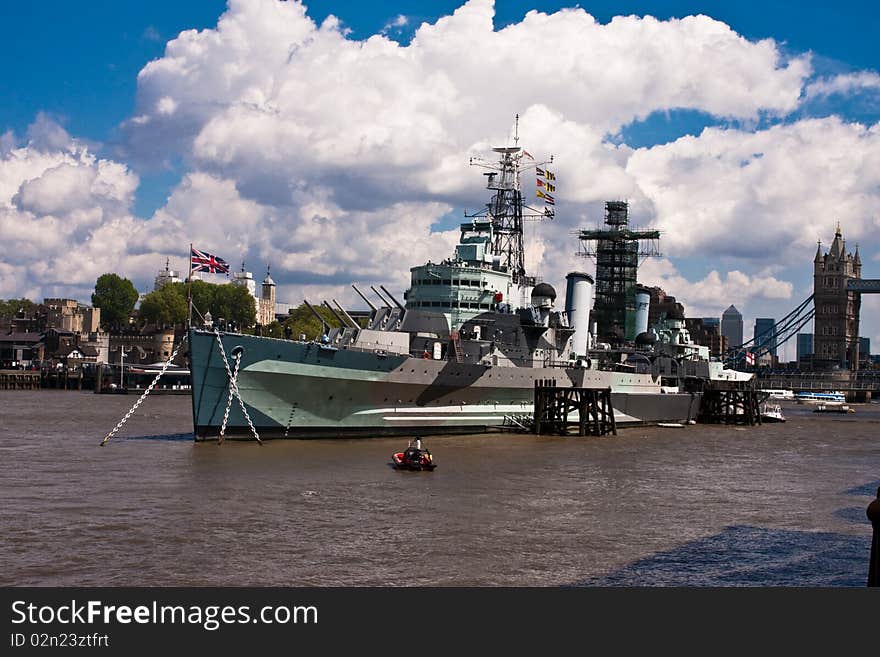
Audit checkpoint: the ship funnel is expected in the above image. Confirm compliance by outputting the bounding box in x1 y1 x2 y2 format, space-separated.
565 272 594 357
635 285 651 338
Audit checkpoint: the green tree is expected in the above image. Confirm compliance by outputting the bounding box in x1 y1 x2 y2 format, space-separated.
128 277 265 330
92 273 139 330
139 284 188 327
212 284 256 328
183 279 256 329
0 297 37 319
284 303 338 340
260 321 284 338
188 280 217 323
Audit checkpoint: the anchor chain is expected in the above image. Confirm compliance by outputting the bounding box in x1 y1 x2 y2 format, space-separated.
218 350 242 443
214 329 262 444
100 333 189 446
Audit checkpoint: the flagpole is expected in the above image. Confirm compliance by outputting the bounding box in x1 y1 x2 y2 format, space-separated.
187 242 193 328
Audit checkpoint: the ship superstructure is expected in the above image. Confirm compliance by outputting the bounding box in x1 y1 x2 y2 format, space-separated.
404 124 552 331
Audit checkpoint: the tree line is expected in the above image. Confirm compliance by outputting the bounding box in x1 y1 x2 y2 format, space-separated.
3 273 355 340
0 298 38 319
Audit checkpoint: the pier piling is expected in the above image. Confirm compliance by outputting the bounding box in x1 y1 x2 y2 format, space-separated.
697 381 761 425
533 379 616 436
0 370 41 390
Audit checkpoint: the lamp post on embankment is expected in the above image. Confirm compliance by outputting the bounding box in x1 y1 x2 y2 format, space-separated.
109 344 133 390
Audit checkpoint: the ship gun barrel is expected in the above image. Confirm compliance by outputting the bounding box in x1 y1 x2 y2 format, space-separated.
322 301 348 328
371 286 392 308
351 284 377 312
380 285 405 311
302 299 332 330
332 299 360 329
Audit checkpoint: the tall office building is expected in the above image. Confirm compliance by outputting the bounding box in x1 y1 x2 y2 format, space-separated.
754 318 777 357
721 305 743 349
797 333 813 361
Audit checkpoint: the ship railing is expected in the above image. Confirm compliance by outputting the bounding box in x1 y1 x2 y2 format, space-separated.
756 373 880 392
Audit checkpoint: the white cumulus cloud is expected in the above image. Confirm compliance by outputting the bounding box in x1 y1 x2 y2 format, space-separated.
626 117 880 260
381 14 409 34
125 0 810 205
115 0 825 311
805 71 880 99
0 118 159 301
638 258 794 319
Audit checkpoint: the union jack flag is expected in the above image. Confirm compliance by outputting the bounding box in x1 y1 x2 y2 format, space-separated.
191 247 229 274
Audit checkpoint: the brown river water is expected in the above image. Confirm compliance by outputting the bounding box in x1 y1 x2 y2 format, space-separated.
1 390 878 586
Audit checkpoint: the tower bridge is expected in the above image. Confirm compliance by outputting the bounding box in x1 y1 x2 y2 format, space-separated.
723 225 878 380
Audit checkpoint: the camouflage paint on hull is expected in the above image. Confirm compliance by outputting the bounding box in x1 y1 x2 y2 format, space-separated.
189 330 700 440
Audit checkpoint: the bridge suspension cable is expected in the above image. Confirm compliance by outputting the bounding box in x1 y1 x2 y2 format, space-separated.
724 294 815 367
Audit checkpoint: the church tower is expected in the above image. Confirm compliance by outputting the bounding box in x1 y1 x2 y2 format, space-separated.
259 267 276 326
813 224 861 369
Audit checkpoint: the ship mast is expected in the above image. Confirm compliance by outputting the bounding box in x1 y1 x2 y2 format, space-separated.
577 201 661 344
467 114 553 289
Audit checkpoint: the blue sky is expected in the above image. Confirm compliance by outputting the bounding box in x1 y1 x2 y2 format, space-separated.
1 0 878 358
3 1 876 132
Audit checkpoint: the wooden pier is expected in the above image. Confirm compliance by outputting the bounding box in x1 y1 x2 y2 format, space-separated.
0 369 94 390
40 369 92 390
697 380 762 425
0 369 41 390
533 379 617 436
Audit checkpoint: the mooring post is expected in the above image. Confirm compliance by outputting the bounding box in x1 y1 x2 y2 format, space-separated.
534 379 547 436
868 487 880 587
533 380 540 435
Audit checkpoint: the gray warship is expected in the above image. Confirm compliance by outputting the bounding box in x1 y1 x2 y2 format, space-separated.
188 134 749 440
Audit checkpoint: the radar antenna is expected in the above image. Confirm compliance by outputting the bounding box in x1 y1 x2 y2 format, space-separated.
465 116 555 287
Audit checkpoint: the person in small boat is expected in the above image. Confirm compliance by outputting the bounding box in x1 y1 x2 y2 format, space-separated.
404 440 417 461
404 438 425 465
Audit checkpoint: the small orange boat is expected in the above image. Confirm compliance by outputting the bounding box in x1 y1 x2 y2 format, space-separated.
390 438 436 471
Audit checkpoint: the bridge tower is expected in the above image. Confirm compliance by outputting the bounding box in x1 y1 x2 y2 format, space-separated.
813 224 861 369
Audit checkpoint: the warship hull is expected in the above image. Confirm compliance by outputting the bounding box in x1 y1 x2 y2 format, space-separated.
189 330 701 440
